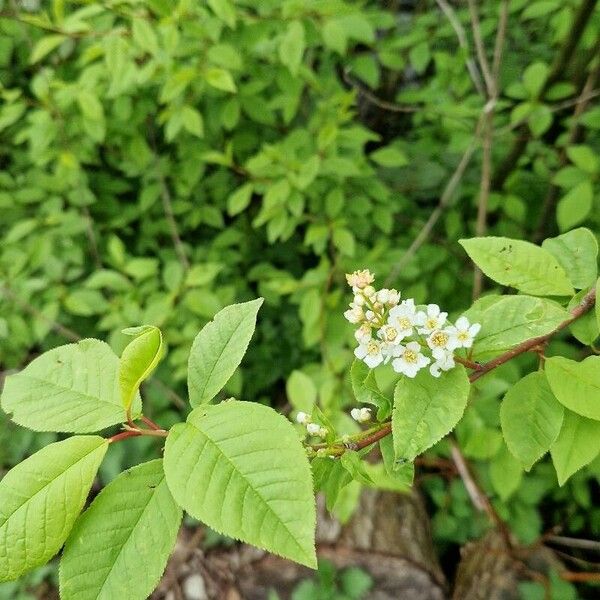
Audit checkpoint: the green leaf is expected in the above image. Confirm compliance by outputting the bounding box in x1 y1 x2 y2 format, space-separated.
567 289 598 344
29 34 66 64
465 295 568 361
556 181 593 232
1 339 141 433
60 460 182 600
0 436 108 582
542 228 598 289
523 62 549 97
188 298 263 406
500 372 564 470
550 410 600 485
459 237 574 296
311 457 352 512
489 444 523 501
207 0 236 28
340 451 375 485
286 370 317 413
204 67 236 93
181 105 204 137
566 145 599 174
350 359 391 420
131 18 159 54
545 356 600 420
392 366 470 461
119 325 164 411
369 146 408 167
164 401 316 568
227 183 253 216
279 21 305 75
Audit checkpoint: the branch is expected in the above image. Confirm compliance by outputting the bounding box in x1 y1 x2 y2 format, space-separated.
469 286 596 381
385 116 483 286
435 0 485 96
466 0 494 96
472 0 508 299
317 286 596 452
158 173 190 271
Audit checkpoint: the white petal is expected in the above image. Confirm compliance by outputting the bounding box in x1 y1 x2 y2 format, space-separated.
469 323 481 336
364 354 383 368
354 345 367 359
406 341 421 352
428 304 440 317
418 354 431 367
430 363 441 377
455 316 469 330
391 358 405 374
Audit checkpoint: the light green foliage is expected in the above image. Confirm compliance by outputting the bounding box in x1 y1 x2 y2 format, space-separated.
489 444 523 502
545 356 600 420
567 289 598 344
466 295 567 360
392 366 470 461
286 370 317 413
188 299 263 406
119 325 164 410
459 237 574 296
500 372 564 470
550 410 600 486
1 339 141 433
350 359 391 420
164 401 316 568
60 460 182 600
541 228 598 289
0 436 108 582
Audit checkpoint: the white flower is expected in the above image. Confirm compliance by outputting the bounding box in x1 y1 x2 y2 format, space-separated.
426 329 456 352
447 316 481 348
355 323 372 343
430 349 455 377
417 304 448 334
355 338 385 368
377 324 402 345
346 270 374 289
351 407 372 423
363 285 376 299
344 306 364 324
391 341 431 378
296 411 310 425
307 423 326 437
352 293 366 307
387 299 419 338
387 289 401 306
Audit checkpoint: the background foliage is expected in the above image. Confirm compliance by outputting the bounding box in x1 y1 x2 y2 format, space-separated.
1 0 599 597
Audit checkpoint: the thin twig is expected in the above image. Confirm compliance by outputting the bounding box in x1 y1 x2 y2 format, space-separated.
546 535 600 553
0 284 80 342
158 174 190 271
467 0 494 96
472 0 508 299
81 206 102 269
385 116 484 286
342 69 420 113
435 0 485 96
450 438 512 547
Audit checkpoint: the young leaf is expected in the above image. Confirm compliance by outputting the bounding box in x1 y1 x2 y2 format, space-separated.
0 436 108 582
545 356 600 421
350 359 392 420
164 401 316 568
550 410 600 485
340 451 375 485
278 21 305 75
119 325 164 411
392 366 470 461
541 227 598 289
1 339 141 433
500 371 564 470
459 237 574 296
286 370 317 413
60 460 182 600
187 298 263 406
311 458 352 512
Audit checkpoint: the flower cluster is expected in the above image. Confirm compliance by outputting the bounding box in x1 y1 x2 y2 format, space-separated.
344 270 481 378
296 412 328 438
